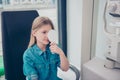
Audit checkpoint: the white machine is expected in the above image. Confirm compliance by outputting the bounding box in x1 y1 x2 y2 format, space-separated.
104 0 120 69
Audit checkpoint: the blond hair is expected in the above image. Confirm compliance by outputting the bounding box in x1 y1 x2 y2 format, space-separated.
28 16 54 48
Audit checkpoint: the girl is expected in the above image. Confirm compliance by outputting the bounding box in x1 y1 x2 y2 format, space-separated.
23 16 69 80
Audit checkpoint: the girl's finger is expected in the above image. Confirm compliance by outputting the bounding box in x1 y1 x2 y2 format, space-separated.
50 42 56 45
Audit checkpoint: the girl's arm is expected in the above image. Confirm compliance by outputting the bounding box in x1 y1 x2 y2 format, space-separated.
50 43 69 71
58 50 69 71
23 51 38 80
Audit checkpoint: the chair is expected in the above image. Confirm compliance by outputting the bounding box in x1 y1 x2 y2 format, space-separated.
58 64 80 80
1 10 80 80
1 10 39 80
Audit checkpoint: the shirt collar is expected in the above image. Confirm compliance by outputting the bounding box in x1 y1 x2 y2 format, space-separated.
33 44 50 55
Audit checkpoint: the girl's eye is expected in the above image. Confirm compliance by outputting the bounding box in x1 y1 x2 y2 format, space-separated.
42 31 47 34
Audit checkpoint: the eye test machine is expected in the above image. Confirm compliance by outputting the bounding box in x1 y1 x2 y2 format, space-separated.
104 0 120 69
82 0 120 80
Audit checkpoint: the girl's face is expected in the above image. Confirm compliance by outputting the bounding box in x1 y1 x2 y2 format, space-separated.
32 24 52 45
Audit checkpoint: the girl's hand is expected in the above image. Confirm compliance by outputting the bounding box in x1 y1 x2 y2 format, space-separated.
50 42 69 71
49 42 63 55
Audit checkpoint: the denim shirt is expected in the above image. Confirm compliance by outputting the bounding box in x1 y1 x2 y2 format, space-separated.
23 44 62 80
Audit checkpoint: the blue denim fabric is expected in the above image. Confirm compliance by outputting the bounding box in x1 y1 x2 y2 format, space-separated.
23 44 62 80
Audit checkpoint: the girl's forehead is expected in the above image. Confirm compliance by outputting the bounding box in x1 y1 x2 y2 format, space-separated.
37 25 52 31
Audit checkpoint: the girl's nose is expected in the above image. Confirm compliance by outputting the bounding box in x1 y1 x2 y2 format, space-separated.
46 32 49 38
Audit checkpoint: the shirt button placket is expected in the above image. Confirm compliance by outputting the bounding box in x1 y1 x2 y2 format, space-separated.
46 64 49 70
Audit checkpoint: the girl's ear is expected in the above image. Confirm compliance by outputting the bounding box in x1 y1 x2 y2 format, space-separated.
32 30 36 37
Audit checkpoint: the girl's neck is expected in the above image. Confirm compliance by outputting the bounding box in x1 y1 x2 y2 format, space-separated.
37 42 46 51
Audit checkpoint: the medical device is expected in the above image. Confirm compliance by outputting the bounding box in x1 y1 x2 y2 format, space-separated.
104 0 120 69
48 30 58 44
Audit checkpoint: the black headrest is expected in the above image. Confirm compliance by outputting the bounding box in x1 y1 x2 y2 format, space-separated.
1 10 39 80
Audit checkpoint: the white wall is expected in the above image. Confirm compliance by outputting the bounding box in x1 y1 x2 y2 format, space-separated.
67 0 82 70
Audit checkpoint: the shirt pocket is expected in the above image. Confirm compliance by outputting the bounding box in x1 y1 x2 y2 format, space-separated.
50 55 58 70
35 62 45 72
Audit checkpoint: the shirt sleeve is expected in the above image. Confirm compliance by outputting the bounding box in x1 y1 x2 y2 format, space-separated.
23 50 38 80
26 74 38 80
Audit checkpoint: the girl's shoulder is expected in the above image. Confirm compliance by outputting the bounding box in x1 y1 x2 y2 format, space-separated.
23 47 34 58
